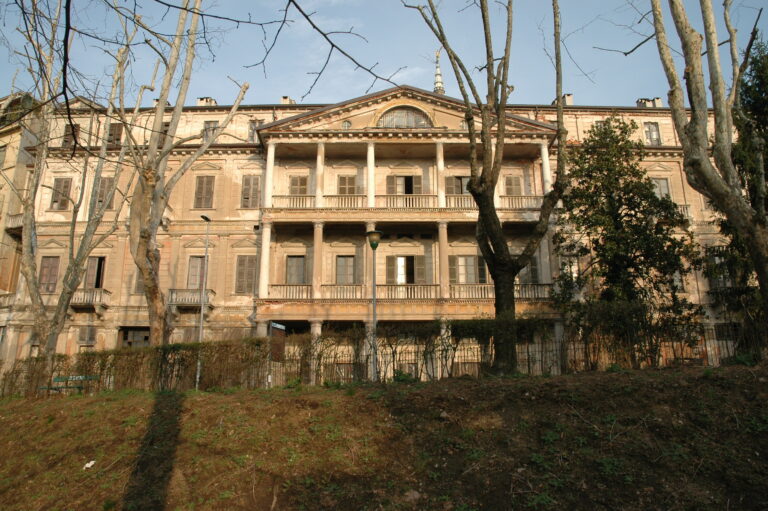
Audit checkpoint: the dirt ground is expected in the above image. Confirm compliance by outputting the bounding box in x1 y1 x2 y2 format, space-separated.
0 364 766 510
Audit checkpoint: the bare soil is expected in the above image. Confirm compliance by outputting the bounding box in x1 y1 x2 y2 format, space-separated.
0 364 766 510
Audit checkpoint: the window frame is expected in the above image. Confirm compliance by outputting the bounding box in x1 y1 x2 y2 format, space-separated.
203 120 219 143
235 255 258 294
337 175 357 195
289 175 308 196
50 177 72 211
241 175 261 209
285 255 307 285
39 255 60 294
193 175 215 209
644 122 662 146
335 255 356 285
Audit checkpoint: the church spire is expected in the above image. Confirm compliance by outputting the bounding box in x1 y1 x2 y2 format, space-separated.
434 48 445 95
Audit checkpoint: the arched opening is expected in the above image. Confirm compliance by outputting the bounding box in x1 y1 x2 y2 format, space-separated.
376 107 433 128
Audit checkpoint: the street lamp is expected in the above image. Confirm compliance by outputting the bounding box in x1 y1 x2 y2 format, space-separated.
366 229 383 381
196 215 211 390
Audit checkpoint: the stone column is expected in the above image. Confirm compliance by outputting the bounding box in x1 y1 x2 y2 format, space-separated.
438 221 449 299
314 142 325 208
436 142 446 208
540 142 553 194
538 236 553 285
312 221 324 299
310 320 322 385
256 321 269 338
264 141 276 208
257 220 272 298
366 142 376 208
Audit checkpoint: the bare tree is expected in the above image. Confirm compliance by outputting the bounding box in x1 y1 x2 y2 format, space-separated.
403 0 567 373
4 0 136 354
649 0 768 337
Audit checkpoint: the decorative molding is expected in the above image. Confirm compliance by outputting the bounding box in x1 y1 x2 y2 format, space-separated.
231 238 259 248
191 161 222 171
183 237 217 249
41 239 67 248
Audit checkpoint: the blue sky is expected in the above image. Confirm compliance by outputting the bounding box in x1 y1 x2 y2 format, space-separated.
1 0 766 107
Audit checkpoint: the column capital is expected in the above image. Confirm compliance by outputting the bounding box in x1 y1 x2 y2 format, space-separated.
261 219 273 227
437 220 448 229
313 220 324 228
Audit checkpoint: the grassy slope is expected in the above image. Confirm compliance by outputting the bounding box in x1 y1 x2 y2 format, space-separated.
0 365 767 511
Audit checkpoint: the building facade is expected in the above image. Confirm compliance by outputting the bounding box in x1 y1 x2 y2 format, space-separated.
0 85 724 364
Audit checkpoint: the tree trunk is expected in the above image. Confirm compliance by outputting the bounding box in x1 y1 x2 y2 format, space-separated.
491 267 517 374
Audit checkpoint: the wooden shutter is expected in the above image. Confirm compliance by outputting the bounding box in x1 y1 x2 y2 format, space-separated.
505 175 522 196
134 271 145 294
241 175 260 208
39 256 60 293
386 256 396 284
187 256 204 289
386 175 396 195
79 326 96 345
194 176 214 208
107 124 122 145
448 255 457 284
51 178 72 210
236 255 257 294
412 176 422 194
84 257 99 289
62 124 80 147
445 177 456 195
96 177 114 209
414 255 426 284
286 256 305 284
476 256 487 284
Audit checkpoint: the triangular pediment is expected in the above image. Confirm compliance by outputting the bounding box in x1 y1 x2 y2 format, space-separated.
237 160 264 170
257 85 557 137
191 161 222 171
390 236 420 247
644 163 672 172
449 237 479 248
183 237 217 249
41 239 67 248
232 238 258 248
329 237 361 247
282 237 309 248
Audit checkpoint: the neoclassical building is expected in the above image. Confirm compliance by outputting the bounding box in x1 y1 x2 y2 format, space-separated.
0 84 723 363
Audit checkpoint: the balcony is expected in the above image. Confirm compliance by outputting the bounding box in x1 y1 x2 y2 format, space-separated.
4 213 23 234
269 285 312 299
377 284 439 300
448 283 552 301
324 195 366 209
322 284 365 299
376 195 437 209
168 288 215 314
70 288 111 316
272 195 315 209
0 293 15 309
677 204 691 219
446 194 474 209
499 195 544 209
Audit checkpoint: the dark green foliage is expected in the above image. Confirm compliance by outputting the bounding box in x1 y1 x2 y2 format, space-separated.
554 117 702 367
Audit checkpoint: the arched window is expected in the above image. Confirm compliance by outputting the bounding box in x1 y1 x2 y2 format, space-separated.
376 107 433 128
341 120 352 130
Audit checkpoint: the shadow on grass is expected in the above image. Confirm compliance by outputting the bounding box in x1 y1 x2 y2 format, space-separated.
122 390 185 511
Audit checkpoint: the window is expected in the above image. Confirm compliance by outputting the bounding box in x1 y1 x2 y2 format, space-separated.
62 123 80 148
187 255 207 289
377 107 432 128
449 255 487 284
289 176 308 195
286 255 306 285
158 121 171 147
459 120 468 130
248 120 262 143
338 175 357 195
235 255 258 294
517 257 540 284
39 256 60 293
96 177 114 210
203 120 219 143
83 256 106 289
386 255 426 284
341 120 352 130
651 177 671 199
386 175 422 195
241 175 260 208
446 176 470 195
505 175 523 196
50 177 72 210
133 271 145 294
644 122 662 146
336 255 356 285
121 327 150 349
107 123 122 146
30 345 40 358
79 326 96 346
193 175 215 208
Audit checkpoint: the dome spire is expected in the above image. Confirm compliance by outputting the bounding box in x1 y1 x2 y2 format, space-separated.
434 48 445 95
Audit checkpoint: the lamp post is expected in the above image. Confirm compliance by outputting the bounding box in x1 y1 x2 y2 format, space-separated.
196 215 211 390
366 229 383 382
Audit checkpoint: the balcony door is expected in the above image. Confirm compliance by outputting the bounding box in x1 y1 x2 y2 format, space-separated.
386 255 426 284
187 256 207 289
83 256 105 289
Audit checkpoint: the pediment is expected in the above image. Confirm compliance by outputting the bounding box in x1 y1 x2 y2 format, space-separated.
183 237 217 249
330 160 360 169
231 238 259 249
329 237 361 247
41 239 67 248
644 163 673 172
97 241 114 249
390 236 420 247
449 237 478 248
191 161 222 171
237 160 264 170
388 160 419 169
281 237 309 248
283 161 312 169
257 85 557 137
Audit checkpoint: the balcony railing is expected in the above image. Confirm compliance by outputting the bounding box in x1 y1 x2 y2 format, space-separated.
168 288 215 308
324 195 366 209
5 213 23 231
446 194 475 209
377 284 439 300
450 284 494 299
322 284 365 299
376 195 437 209
0 293 15 309
677 204 691 219
70 288 111 315
272 195 316 209
499 195 544 209
516 283 552 301
448 283 552 300
269 285 311 299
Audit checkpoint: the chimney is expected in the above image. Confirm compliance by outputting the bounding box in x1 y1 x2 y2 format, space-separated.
281 96 296 105
551 93 573 106
196 97 217 107
652 97 663 107
636 97 663 108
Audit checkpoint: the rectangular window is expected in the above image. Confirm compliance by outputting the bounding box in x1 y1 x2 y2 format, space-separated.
652 177 671 199
50 177 72 210
83 256 106 289
187 255 206 289
248 120 262 143
235 255 258 294
203 120 219 143
449 255 487 284
336 255 356 285
386 175 422 195
286 255 306 285
96 177 115 210
644 122 662 146
121 328 150 349
446 176 470 195
505 175 523 196
338 175 357 195
518 257 540 284
194 175 215 208
39 256 60 293
289 176 308 195
133 271 145 294
241 175 260 208
79 326 96 346
107 123 122 146
62 123 80 148
386 255 426 284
